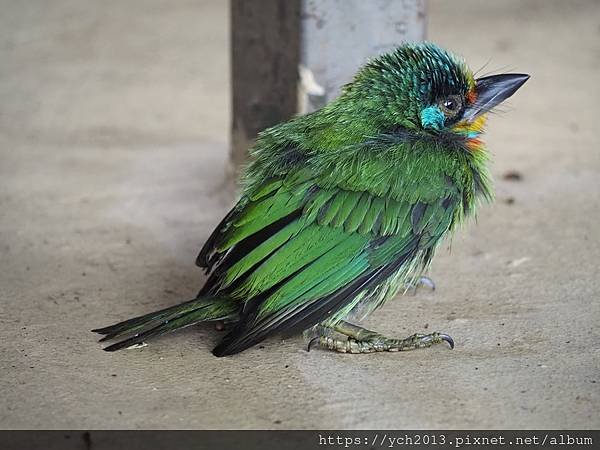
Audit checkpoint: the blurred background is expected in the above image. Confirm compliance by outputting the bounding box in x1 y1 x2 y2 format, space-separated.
1 0 598 429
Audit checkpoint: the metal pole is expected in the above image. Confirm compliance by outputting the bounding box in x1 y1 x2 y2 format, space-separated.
230 0 426 170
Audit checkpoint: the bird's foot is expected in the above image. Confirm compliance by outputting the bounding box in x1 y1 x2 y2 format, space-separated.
312 332 454 353
307 321 453 354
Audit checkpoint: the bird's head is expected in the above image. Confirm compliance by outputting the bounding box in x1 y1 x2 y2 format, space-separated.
348 43 529 148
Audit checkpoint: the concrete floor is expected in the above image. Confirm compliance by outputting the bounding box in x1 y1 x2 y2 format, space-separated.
1 0 599 429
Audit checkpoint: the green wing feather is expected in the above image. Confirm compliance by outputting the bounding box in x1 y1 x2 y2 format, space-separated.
202 166 460 356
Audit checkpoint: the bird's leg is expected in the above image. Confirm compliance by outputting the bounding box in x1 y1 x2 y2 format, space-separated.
309 320 453 354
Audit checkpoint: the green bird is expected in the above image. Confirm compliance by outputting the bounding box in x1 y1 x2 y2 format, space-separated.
93 43 528 357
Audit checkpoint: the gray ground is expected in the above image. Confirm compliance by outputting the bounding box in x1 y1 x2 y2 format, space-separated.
1 0 599 430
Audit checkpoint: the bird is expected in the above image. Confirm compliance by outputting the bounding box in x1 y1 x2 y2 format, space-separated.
93 42 529 357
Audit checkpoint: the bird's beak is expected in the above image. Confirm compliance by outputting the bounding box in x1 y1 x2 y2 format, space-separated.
462 73 530 122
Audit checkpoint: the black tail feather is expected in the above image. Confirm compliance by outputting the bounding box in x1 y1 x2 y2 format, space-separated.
92 298 202 342
102 314 200 352
93 296 238 351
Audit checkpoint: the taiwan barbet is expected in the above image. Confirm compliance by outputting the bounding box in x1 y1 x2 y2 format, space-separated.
94 43 529 356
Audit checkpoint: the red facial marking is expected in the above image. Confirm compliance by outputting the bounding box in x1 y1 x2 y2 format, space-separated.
466 88 477 104
465 137 483 152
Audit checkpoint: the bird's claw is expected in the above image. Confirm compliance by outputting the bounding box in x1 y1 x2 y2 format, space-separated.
407 276 436 294
307 337 320 352
417 276 436 291
418 332 454 349
439 333 454 349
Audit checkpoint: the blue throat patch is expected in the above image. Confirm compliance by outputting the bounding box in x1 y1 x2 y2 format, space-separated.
420 106 445 130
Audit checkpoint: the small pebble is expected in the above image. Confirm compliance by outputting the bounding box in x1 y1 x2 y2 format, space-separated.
503 170 523 181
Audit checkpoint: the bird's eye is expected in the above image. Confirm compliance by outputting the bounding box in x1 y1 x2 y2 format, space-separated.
438 95 463 118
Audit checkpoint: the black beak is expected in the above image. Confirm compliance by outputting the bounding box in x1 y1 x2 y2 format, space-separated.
462 73 530 122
